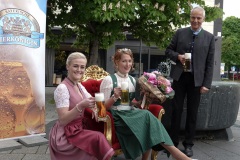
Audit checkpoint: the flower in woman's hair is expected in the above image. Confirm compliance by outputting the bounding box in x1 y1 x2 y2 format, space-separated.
119 48 131 52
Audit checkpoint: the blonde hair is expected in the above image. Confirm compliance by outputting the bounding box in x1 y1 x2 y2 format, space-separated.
66 52 87 65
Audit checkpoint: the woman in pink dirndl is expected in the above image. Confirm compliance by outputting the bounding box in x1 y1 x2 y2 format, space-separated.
49 52 114 160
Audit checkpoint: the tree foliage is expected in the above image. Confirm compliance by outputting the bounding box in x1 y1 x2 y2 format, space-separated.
47 0 223 65
221 16 240 70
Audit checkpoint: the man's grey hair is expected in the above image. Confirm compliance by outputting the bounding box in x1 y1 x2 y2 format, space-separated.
191 6 205 18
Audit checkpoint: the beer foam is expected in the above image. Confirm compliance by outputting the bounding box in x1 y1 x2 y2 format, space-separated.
185 53 191 59
95 93 104 101
121 82 129 90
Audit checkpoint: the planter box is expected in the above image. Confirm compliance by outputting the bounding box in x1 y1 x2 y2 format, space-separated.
161 81 240 132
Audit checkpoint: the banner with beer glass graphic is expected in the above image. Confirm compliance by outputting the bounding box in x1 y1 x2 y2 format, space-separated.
0 0 46 139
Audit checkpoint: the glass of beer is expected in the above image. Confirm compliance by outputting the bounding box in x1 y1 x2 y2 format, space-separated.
95 93 106 117
184 53 191 72
121 81 129 105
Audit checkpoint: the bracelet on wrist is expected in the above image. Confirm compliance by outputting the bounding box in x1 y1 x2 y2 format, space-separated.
76 104 83 113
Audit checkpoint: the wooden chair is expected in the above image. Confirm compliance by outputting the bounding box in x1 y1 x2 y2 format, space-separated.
81 65 165 160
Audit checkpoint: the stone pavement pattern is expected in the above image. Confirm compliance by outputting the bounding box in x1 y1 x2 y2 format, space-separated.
0 87 239 160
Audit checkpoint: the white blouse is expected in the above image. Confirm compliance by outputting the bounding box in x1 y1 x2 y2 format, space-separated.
100 73 136 101
54 83 92 108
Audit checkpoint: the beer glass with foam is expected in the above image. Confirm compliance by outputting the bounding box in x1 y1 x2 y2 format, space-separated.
184 53 191 72
95 93 106 117
121 81 129 105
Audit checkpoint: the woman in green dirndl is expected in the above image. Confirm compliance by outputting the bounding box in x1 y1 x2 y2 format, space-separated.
100 48 194 160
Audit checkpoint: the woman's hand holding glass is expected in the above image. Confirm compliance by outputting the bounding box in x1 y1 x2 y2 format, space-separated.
113 87 122 100
77 97 96 111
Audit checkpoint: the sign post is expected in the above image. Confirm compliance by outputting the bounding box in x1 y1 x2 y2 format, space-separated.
231 66 236 81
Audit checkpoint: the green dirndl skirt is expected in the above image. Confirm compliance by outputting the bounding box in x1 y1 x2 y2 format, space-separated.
111 108 173 159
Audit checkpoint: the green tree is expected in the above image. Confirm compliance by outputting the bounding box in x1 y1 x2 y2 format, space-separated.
47 0 223 65
221 16 240 72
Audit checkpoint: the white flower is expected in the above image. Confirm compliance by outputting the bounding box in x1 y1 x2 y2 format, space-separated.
102 3 106 11
159 5 165 11
109 3 112 9
116 1 120 8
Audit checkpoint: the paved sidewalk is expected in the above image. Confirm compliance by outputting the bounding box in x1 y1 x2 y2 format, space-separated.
0 87 239 160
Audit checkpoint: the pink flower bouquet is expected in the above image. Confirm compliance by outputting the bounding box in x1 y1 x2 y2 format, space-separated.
138 71 175 109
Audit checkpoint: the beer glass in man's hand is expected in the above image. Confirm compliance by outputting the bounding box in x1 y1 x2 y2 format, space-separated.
121 82 129 105
95 93 106 117
184 53 191 72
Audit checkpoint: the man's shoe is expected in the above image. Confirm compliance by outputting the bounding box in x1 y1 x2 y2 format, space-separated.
184 146 193 157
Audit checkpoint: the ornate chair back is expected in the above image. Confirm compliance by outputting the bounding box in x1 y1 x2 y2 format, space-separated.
81 65 109 96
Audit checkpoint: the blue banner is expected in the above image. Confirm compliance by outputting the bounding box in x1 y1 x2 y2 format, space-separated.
0 0 47 139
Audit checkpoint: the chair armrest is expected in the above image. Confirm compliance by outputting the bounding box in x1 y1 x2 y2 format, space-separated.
132 99 165 121
84 108 116 145
148 104 165 121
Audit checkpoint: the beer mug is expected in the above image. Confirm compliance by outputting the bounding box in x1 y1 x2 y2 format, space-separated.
94 93 106 117
184 53 191 72
121 81 129 105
